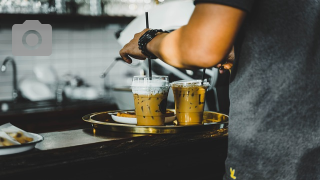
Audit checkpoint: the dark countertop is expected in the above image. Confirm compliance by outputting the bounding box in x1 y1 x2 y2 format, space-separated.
0 127 228 180
0 98 117 116
0 98 118 133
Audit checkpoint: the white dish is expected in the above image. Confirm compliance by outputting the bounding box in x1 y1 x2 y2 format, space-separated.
33 65 58 84
20 77 55 101
111 113 176 125
0 133 44 156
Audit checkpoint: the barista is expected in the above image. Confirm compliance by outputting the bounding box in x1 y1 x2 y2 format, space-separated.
119 1 319 179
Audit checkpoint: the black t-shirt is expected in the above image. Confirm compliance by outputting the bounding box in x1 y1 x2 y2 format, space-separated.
194 0 320 179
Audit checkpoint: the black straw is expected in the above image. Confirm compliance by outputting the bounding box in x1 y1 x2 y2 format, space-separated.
201 68 206 85
145 12 149 29
145 12 152 78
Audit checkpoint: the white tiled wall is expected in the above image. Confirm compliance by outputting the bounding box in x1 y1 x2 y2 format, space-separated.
0 23 142 101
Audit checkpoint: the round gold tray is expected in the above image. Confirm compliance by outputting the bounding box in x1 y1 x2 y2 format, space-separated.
82 109 228 134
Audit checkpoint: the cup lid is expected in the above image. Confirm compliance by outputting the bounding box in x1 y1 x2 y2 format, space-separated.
131 75 169 87
170 79 210 87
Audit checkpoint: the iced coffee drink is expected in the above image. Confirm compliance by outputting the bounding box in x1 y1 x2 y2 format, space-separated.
131 76 170 126
171 80 210 125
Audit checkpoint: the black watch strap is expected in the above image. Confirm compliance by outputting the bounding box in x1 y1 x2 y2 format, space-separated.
138 29 168 59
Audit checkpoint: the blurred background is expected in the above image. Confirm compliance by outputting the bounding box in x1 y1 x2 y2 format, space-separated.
0 0 230 132
0 0 174 101
0 0 165 16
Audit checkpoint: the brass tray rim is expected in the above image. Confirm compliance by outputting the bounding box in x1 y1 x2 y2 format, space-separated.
83 109 228 129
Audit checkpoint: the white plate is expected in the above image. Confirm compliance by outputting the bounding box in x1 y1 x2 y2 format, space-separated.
111 114 176 125
0 133 44 156
33 65 58 84
20 77 55 101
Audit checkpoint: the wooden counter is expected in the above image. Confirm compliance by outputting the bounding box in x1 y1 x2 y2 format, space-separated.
0 127 228 180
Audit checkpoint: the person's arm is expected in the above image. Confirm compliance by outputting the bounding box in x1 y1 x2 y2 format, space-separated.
120 3 246 69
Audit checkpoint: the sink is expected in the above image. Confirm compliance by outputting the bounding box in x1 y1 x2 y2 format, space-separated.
0 98 118 133
1 100 62 113
0 99 113 114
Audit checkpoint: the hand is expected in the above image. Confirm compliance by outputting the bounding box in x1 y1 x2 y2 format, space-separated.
119 29 149 64
216 47 234 74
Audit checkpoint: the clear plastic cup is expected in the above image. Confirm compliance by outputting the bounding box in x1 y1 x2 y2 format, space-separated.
131 75 170 126
171 80 210 125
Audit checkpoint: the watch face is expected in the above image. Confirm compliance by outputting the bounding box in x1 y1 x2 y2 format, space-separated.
144 33 153 41
141 34 150 41
138 29 163 59
139 31 154 48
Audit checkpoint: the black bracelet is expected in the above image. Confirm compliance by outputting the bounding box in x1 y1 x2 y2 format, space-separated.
138 29 168 59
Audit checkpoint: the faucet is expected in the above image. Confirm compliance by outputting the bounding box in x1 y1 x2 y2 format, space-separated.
1 57 21 102
55 80 67 104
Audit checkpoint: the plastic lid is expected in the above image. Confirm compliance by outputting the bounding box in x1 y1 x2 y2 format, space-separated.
131 75 169 87
170 79 210 87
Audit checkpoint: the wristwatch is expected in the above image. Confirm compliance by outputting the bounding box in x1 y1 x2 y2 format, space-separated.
138 29 167 59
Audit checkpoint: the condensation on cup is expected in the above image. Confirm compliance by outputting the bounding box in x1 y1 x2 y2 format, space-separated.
171 79 210 125
131 75 170 126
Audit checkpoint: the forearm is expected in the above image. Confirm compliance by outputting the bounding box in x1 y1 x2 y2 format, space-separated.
147 27 189 68
147 4 246 69
119 3 246 69
148 26 209 69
